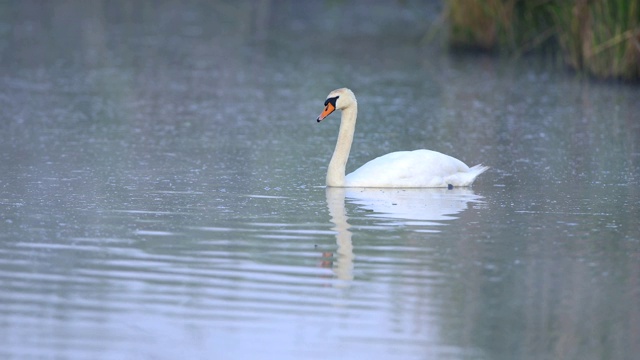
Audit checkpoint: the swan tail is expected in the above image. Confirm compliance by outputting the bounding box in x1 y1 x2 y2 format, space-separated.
464 164 489 185
469 164 490 176
446 164 489 187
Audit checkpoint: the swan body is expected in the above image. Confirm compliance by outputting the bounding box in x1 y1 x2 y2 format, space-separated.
316 88 488 188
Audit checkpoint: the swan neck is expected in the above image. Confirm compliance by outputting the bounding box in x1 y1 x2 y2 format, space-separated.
326 105 357 187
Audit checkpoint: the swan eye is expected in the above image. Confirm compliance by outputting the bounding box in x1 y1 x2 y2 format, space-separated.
324 96 339 107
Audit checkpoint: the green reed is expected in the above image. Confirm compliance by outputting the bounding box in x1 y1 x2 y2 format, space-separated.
446 0 640 80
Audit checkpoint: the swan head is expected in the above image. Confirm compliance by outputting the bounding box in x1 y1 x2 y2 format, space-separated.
316 88 357 123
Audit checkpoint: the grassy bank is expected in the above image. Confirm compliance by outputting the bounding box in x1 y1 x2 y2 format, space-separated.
446 0 640 81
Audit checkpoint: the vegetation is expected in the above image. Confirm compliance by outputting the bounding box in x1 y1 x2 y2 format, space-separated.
445 0 640 81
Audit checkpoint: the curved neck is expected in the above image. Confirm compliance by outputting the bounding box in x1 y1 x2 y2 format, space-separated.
326 105 357 187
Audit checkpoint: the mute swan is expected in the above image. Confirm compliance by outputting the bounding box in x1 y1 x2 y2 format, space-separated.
316 88 488 188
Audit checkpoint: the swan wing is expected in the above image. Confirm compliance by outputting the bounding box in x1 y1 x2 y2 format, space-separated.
345 150 486 188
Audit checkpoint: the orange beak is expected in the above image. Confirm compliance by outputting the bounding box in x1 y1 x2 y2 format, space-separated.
316 103 336 123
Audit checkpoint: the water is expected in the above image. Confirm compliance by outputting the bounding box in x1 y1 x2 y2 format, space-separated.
1 1 639 359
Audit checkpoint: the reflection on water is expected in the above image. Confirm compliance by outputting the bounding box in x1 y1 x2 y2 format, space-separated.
1 1 639 360
326 188 354 282
346 187 483 225
326 187 483 282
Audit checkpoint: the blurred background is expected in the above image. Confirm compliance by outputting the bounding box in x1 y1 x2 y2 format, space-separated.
0 1 639 360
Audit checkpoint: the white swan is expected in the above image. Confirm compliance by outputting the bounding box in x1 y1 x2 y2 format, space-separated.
316 88 488 188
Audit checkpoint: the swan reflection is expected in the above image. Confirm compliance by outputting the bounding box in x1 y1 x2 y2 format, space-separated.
325 187 483 281
325 188 354 282
345 188 483 225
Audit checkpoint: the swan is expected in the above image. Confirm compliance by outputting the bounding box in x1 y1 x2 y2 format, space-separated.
316 88 488 188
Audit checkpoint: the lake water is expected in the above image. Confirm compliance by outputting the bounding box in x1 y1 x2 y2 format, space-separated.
1 1 639 359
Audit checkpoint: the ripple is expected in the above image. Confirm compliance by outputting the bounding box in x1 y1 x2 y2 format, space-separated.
133 230 177 236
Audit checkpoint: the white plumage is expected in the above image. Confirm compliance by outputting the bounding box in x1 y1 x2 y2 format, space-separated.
317 88 488 188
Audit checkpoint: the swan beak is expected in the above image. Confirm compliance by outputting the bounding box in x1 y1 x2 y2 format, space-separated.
316 103 336 123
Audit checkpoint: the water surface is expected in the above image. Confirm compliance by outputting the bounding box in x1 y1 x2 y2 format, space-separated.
1 2 639 360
